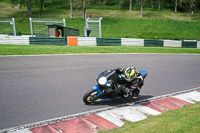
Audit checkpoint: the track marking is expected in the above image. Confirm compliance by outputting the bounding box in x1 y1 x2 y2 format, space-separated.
0 53 200 57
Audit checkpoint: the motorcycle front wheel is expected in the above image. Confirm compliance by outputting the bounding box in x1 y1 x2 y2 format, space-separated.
83 89 99 104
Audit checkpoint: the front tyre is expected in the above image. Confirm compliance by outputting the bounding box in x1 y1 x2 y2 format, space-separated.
83 89 98 104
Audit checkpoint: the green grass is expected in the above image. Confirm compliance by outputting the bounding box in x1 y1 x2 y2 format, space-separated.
1 17 200 40
0 45 200 55
0 2 200 39
1 1 200 20
100 102 200 133
102 18 200 39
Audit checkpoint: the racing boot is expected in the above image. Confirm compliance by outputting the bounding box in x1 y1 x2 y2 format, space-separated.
132 87 141 99
123 87 130 98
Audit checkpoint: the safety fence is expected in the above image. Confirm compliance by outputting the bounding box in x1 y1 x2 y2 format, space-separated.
0 18 16 36
0 35 199 48
85 17 103 38
29 18 66 37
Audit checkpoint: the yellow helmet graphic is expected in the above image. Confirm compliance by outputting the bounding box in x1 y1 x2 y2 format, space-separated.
124 67 136 82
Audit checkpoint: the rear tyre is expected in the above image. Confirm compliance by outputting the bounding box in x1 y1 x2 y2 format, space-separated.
83 89 98 104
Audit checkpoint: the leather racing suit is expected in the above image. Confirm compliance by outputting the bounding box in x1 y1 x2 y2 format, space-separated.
115 68 144 98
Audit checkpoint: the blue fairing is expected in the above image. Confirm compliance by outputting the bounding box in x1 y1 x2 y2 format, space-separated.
138 70 148 78
93 85 104 98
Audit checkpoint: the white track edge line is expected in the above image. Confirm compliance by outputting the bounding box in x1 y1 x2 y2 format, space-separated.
1 53 200 57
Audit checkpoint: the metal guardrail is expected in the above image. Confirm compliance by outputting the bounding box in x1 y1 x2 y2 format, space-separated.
29 18 66 37
86 17 103 38
0 18 16 36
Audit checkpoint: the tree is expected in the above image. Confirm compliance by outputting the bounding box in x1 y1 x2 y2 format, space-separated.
187 0 195 17
27 0 32 15
119 0 122 10
70 0 73 18
82 0 86 18
71 0 88 18
130 0 133 12
118 0 126 10
151 0 154 9
175 0 177 13
11 0 45 14
40 0 44 13
136 0 139 4
194 0 200 12
158 0 161 10
140 0 144 18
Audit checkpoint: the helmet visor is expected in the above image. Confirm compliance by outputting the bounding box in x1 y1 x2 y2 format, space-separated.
125 75 135 81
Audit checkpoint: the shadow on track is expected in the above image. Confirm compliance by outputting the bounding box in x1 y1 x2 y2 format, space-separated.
85 95 153 106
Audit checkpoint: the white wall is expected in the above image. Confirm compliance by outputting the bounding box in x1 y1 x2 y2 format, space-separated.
197 41 200 48
77 37 97 46
121 38 144 46
0 35 30 45
164 40 182 47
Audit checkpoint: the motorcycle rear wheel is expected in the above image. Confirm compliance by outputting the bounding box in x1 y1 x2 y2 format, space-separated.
83 89 98 104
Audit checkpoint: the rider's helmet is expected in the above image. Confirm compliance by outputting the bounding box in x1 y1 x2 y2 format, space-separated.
124 67 137 82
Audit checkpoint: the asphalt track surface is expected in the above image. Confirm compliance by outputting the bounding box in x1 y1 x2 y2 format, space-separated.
0 53 200 130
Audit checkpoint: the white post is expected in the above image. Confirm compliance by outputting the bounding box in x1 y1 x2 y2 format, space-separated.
197 41 200 48
29 17 33 37
63 19 66 27
12 18 16 36
99 17 103 38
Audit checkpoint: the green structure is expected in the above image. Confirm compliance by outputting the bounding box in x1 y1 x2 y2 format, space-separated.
144 39 164 47
46 24 79 39
30 24 79 45
96 38 121 46
182 41 197 48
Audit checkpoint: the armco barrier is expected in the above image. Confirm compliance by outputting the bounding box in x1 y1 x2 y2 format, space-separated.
29 37 67 45
164 40 182 47
182 40 197 48
0 35 29 45
198 41 200 48
121 38 144 46
144 39 164 47
96 38 121 46
0 35 199 49
78 37 96 46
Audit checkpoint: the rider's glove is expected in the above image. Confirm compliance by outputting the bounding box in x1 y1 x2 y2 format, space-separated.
115 68 123 74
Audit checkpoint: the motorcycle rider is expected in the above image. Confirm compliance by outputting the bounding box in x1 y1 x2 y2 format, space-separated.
115 67 144 99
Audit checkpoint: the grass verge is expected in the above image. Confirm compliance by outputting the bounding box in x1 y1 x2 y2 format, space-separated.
0 45 200 55
1 18 200 39
0 2 200 40
99 102 200 133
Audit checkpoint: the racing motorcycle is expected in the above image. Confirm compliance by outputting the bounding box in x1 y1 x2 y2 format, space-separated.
83 69 148 104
